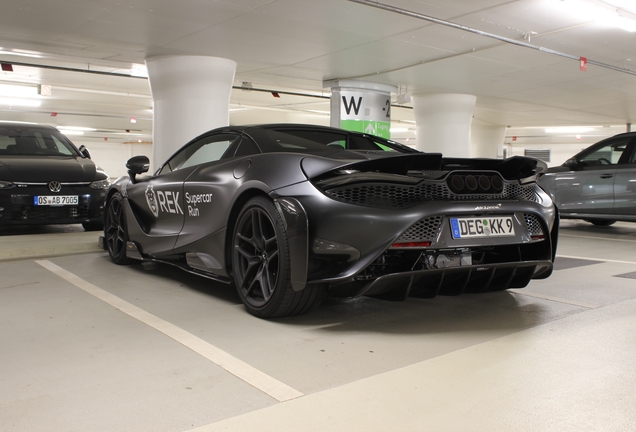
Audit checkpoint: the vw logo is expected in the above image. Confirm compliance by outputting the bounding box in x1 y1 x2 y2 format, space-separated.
48 181 62 192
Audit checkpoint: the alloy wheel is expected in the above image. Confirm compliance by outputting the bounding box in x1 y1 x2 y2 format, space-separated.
233 206 280 308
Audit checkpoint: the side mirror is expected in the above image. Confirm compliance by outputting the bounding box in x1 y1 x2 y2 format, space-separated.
78 145 91 159
126 155 150 183
563 158 578 169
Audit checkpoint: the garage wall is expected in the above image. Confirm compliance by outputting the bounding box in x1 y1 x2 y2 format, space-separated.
69 138 152 179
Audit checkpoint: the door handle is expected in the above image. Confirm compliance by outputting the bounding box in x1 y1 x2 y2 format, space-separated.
600 174 614 179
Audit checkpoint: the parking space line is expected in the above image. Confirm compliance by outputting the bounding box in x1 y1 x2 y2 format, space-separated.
507 289 601 309
560 234 636 243
557 254 636 265
35 259 304 403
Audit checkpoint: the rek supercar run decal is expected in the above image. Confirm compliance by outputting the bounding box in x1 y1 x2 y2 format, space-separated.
145 185 212 217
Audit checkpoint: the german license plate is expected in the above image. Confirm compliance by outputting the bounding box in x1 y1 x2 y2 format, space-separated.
450 216 515 239
34 195 78 206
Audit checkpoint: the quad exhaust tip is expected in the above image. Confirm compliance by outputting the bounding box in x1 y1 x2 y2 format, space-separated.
448 173 504 194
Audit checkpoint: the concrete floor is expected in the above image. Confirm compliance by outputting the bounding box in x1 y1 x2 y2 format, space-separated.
1 220 635 431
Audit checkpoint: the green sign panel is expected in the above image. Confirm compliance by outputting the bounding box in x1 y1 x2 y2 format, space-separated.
340 119 390 139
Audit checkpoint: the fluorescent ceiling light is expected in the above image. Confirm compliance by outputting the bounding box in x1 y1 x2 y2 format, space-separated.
545 126 595 134
130 64 148 77
602 0 636 15
58 126 96 131
59 130 84 136
0 98 41 107
0 84 39 98
0 120 37 124
553 0 636 32
0 49 43 58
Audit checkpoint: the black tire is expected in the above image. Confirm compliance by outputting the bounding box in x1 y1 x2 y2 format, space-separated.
587 219 616 227
232 196 326 318
104 192 134 265
82 221 103 231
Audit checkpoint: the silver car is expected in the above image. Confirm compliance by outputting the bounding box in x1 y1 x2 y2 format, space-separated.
539 132 636 226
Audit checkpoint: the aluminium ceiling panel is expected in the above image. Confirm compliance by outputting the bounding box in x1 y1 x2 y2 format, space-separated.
375 53 534 95
452 0 598 37
387 21 507 56
372 0 519 21
246 0 425 38
473 97 620 127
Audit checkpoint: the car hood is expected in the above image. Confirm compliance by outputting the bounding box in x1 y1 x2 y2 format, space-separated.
0 156 99 182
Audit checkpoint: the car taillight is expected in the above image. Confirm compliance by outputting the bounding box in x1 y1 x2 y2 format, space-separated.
391 241 432 248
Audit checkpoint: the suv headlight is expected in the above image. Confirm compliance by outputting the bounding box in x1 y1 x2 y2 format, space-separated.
89 178 111 190
0 180 15 190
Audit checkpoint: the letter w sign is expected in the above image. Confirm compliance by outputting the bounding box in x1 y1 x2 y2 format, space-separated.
342 96 362 116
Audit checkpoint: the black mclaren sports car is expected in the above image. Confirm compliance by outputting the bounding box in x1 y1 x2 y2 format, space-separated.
102 124 558 318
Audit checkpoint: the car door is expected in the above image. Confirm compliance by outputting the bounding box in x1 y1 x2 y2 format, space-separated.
172 133 246 248
612 138 636 216
553 137 631 216
125 132 240 254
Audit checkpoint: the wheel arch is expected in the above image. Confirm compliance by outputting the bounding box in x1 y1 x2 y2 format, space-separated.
224 188 309 292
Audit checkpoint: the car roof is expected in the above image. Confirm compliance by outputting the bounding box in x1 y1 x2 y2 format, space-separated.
0 121 59 131
219 123 378 135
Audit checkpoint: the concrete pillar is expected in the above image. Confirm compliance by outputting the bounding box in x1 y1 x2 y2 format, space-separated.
412 93 476 157
471 123 506 158
324 80 397 139
145 56 237 167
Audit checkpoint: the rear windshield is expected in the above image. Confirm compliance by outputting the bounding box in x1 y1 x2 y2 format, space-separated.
0 125 79 156
245 127 419 155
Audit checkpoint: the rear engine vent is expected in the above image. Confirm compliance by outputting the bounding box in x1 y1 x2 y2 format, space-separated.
396 216 443 242
321 179 540 208
524 214 544 236
324 183 449 208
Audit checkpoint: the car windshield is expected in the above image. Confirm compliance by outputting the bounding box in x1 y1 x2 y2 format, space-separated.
0 125 80 157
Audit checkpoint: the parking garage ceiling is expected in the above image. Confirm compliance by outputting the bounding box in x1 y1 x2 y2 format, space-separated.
1 0 636 142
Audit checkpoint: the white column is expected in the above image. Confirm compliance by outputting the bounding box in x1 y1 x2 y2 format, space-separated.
145 56 237 167
471 123 506 158
412 93 476 157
